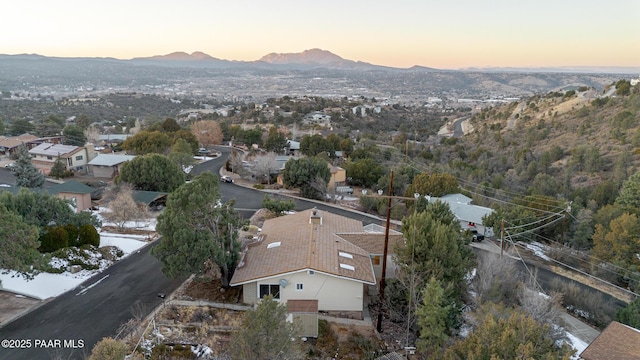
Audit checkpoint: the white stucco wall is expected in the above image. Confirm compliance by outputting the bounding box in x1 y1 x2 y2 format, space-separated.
246 270 365 312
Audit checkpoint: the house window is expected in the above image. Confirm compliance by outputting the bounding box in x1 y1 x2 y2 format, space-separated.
372 256 381 266
296 283 303 291
75 155 83 161
308 270 315 276
259 284 280 299
47 156 53 160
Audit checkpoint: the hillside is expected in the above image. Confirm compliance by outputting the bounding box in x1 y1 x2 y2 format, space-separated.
439 84 640 212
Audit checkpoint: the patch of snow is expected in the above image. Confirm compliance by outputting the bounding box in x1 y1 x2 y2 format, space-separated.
0 208 153 300
566 332 589 359
525 241 551 261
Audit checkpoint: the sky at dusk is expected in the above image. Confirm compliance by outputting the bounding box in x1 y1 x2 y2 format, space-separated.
4 0 639 69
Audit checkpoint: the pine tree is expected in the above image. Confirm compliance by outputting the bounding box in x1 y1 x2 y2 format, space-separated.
229 295 303 359
0 204 40 274
152 171 241 287
13 145 45 188
49 156 66 179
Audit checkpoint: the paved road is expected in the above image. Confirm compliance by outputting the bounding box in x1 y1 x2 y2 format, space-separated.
0 148 614 357
0 243 184 360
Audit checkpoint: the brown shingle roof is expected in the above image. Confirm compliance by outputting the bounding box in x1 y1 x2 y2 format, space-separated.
337 233 405 254
230 209 376 286
0 134 38 149
287 299 318 313
580 321 640 360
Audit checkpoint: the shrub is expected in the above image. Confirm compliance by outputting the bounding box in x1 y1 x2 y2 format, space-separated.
65 223 80 247
262 195 295 216
89 337 128 360
78 224 100 247
39 226 69 253
253 184 265 189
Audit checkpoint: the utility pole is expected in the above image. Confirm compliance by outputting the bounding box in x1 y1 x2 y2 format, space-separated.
500 219 505 257
377 170 393 333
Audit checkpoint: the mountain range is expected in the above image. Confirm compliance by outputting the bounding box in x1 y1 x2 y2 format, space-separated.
132 48 405 71
3 49 636 74
133 48 640 74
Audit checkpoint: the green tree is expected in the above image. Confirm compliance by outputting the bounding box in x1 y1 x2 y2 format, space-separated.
616 171 640 213
0 204 41 274
395 205 474 326
63 125 87 146
240 128 263 148
121 130 171 155
161 117 181 133
169 129 199 153
13 145 45 188
35 118 63 137
300 134 334 157
443 303 574 360
168 138 195 170
116 154 185 192
48 157 67 179
282 157 331 200
263 127 289 154
229 295 303 360
339 137 354 156
406 173 459 198
346 158 384 188
8 118 35 136
616 79 631 96
153 172 241 287
416 278 450 357
75 114 91 130
616 297 640 329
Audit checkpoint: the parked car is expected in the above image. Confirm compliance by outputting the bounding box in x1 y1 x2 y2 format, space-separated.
220 175 233 183
198 148 210 155
336 186 354 194
4 163 16 172
470 229 484 242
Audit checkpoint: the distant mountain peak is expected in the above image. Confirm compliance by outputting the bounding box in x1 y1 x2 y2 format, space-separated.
258 48 345 65
143 51 220 61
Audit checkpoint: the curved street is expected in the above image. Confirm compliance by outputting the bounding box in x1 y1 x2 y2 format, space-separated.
0 148 615 358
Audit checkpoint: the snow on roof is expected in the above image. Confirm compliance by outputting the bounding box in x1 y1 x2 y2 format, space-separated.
29 142 80 156
88 154 135 167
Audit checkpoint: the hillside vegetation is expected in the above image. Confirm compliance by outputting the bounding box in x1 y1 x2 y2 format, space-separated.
420 81 640 291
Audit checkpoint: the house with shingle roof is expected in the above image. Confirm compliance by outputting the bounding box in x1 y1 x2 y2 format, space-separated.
579 321 640 360
230 208 384 319
29 142 93 175
0 134 38 157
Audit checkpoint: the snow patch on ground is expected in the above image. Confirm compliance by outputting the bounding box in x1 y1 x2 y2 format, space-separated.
0 209 153 300
566 332 589 359
525 241 551 261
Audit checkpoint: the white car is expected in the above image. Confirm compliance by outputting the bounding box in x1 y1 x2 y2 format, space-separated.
220 175 233 183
